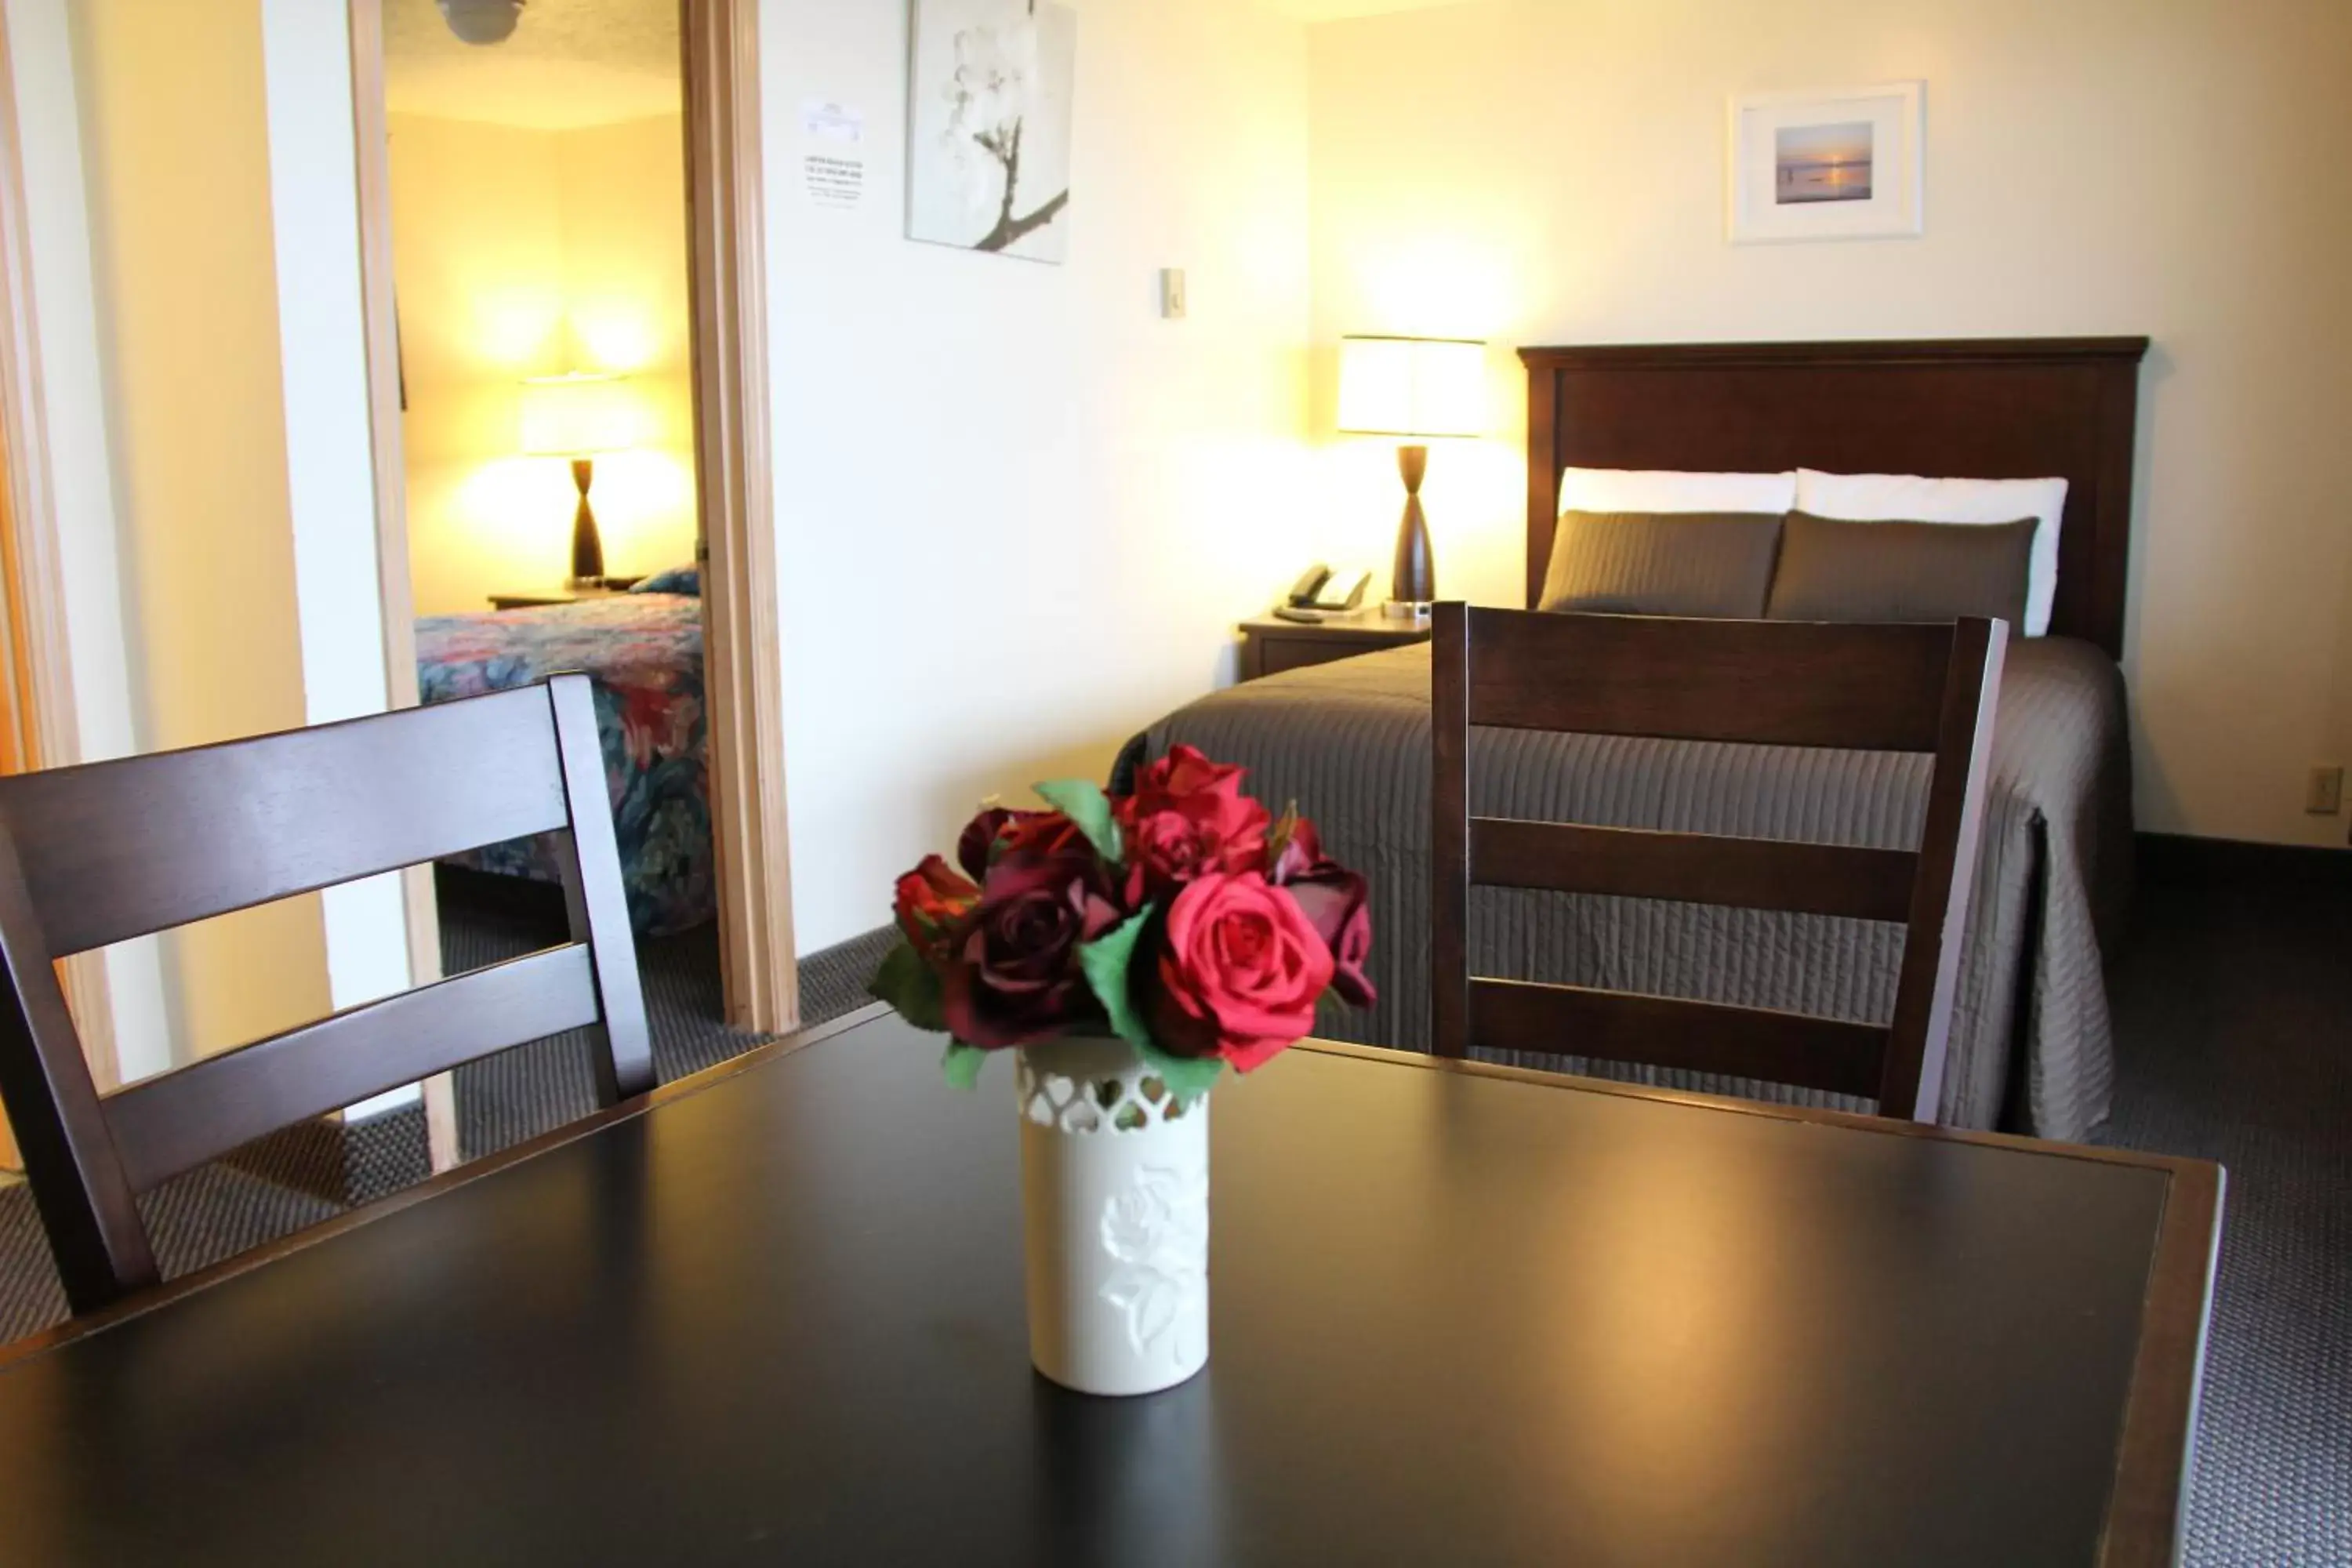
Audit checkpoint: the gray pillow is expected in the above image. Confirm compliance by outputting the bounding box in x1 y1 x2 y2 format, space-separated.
1766 511 2034 627
1538 510 1784 618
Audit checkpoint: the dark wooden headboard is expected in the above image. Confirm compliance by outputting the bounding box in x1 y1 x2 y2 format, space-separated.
1519 338 2150 657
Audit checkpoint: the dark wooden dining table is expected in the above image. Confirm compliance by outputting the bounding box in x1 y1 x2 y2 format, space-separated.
0 1006 2220 1567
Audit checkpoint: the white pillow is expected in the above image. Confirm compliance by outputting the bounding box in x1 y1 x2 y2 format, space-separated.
1795 469 2068 636
1559 466 1797 517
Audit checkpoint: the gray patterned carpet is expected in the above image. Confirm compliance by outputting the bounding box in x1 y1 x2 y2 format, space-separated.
0 864 2343 1565
2095 862 2351 1565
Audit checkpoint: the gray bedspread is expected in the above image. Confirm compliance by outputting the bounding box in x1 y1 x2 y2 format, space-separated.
1134 635 2132 1138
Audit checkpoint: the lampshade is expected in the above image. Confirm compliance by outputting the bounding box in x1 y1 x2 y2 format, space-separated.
1335 336 1487 439
519 372 638 456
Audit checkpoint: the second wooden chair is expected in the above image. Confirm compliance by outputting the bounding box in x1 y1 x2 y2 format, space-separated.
1429 606 2005 1123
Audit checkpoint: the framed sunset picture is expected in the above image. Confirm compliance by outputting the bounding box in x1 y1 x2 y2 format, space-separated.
1728 83 1923 243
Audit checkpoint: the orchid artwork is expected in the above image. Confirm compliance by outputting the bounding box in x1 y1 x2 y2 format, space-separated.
907 0 1076 262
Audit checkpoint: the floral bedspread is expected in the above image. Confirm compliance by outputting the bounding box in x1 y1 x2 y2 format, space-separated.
416 594 712 935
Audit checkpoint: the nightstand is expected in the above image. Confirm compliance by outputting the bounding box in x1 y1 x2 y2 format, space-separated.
487 579 642 611
1238 608 1432 680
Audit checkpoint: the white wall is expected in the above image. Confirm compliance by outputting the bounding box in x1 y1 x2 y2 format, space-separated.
1307 0 2352 848
763 0 1318 952
259 0 413 1112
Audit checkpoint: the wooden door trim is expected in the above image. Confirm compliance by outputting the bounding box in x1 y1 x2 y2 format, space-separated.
0 11 118 1104
684 0 797 1033
345 0 456 1167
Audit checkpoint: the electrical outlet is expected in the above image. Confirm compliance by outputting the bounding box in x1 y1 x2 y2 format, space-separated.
2308 764 2345 815
1159 267 1187 320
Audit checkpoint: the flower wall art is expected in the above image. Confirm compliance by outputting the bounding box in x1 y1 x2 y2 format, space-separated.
907 0 1076 263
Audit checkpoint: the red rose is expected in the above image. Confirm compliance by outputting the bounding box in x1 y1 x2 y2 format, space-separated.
1114 745 1271 905
893 855 978 963
1145 871 1334 1073
1265 816 1376 1009
939 814 1122 1049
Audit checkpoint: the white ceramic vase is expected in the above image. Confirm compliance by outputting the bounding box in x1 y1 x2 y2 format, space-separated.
1016 1034 1210 1396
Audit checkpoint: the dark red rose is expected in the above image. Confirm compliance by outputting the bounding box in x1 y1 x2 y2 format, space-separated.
1143 871 1334 1073
1261 814 1374 1007
1265 810 1322 885
956 805 1067 882
1280 862 1375 1009
939 818 1122 1049
1113 745 1271 905
892 855 978 963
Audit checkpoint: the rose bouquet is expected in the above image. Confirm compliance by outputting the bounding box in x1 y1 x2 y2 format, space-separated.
869 746 1374 1097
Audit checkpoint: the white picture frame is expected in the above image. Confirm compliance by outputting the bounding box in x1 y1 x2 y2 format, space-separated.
1727 82 1923 245
906 0 1077 264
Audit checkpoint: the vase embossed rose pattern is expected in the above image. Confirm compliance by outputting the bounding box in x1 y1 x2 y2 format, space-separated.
871 747 1374 1396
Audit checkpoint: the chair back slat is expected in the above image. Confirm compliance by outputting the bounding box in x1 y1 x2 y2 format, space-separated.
1469 818 1918 922
1880 616 2007 1120
545 674 654 1104
1470 978 1889 1101
1431 605 2005 1121
1466 612 1955 750
106 946 600 1192
0 673 652 1315
0 685 571 958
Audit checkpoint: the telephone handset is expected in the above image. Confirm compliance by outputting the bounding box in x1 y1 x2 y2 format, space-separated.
1277 564 1371 622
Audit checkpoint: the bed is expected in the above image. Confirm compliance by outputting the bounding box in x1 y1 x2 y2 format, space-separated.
1127 337 2150 1138
415 584 712 936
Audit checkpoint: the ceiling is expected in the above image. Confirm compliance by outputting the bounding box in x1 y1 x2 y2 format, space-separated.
383 0 681 132
1259 0 1479 20
380 0 1476 130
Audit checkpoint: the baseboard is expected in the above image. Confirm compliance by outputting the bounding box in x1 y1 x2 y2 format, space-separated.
2136 832 2352 890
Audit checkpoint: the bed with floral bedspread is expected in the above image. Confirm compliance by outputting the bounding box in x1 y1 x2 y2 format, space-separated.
415 591 711 936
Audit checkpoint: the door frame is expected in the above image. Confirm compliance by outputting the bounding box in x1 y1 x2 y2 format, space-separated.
345 0 798 1125
682 0 797 1035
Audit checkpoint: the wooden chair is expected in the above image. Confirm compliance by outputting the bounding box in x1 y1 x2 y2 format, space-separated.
1431 606 2006 1122
0 674 653 1315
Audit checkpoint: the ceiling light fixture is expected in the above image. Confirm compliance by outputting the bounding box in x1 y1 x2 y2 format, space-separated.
437 0 524 45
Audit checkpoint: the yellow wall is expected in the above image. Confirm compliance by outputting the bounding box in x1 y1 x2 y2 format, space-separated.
72 0 331 1063
389 111 696 616
1306 0 2352 848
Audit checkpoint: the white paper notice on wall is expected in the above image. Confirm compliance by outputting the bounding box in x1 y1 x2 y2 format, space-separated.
800 100 866 210
805 154 866 209
802 99 864 144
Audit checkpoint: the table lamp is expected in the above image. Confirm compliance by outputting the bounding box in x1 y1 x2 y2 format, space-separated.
521 372 637 586
1335 335 1487 616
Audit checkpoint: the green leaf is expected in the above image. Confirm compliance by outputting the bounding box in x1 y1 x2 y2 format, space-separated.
1079 911 1225 1104
1077 907 1232 1105
942 1042 989 1090
1079 911 1154 1051
1135 1038 1223 1103
868 941 948 1033
1033 778 1123 864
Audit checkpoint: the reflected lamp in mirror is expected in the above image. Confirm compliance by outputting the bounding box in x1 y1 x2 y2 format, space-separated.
1336 336 1486 616
521 372 637 586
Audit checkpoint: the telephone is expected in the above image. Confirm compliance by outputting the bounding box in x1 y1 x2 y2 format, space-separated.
1276 564 1371 622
